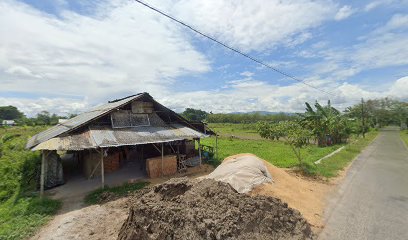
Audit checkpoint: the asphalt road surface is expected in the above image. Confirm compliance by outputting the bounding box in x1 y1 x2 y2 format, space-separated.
319 127 408 240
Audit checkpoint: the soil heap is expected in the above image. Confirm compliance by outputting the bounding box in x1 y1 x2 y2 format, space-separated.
118 178 313 240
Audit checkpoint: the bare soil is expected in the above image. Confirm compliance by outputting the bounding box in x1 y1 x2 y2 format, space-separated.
118 178 313 240
31 156 343 239
31 197 129 240
30 165 214 240
251 162 332 232
221 153 335 232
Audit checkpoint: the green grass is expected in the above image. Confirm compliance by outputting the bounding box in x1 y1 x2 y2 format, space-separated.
400 130 408 147
207 123 261 139
84 181 149 205
202 128 379 178
0 126 61 240
201 136 342 168
0 195 61 240
313 131 379 177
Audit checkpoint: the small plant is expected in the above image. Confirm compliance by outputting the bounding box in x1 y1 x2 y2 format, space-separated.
283 121 313 166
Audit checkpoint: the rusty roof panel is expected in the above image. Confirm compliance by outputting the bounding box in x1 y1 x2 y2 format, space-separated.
32 124 208 151
26 94 143 149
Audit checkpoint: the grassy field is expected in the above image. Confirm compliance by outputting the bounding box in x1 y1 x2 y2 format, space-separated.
203 123 379 178
207 123 261 139
201 137 342 168
0 126 61 240
400 130 408 147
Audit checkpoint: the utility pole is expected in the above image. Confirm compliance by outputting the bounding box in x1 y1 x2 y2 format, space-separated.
361 98 365 138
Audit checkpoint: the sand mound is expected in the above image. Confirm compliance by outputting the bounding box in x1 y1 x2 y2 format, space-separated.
118 178 313 240
228 154 333 231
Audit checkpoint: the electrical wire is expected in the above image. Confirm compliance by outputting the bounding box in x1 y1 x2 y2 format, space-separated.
133 0 334 96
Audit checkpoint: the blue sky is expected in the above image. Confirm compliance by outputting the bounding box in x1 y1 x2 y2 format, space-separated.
0 0 407 116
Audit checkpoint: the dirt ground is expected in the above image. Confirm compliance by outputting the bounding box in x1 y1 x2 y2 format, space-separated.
31 197 129 240
119 178 313 240
31 155 345 239
31 165 214 240
226 154 341 232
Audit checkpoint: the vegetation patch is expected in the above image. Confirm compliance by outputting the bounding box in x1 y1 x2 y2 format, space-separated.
85 181 149 205
201 136 341 168
0 126 61 240
0 196 61 240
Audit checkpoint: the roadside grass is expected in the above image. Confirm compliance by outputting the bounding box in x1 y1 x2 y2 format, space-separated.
85 181 149 205
313 131 379 178
400 130 408 148
0 195 61 240
207 123 260 139
201 136 342 168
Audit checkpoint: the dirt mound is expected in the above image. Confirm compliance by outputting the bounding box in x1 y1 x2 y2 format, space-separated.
118 178 313 240
224 153 332 231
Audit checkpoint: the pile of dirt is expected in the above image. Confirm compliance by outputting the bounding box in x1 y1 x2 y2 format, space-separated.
224 153 333 231
118 178 313 240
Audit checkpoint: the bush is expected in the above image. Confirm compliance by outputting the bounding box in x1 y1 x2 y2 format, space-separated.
0 127 46 202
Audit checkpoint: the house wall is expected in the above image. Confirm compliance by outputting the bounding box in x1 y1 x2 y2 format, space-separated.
81 149 123 178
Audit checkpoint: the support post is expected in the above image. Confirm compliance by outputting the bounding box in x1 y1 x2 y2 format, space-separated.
198 139 202 166
40 150 46 198
100 149 105 189
161 143 164 177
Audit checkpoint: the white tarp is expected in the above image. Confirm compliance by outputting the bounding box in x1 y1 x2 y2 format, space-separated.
203 154 272 193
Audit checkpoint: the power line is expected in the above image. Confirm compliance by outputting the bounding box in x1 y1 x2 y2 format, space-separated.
133 0 334 96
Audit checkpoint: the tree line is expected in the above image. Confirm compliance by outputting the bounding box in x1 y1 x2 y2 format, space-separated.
182 108 296 123
181 98 408 128
0 106 76 126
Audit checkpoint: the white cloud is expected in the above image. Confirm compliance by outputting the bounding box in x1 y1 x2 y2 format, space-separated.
240 71 254 77
162 74 408 114
0 0 210 105
364 0 408 12
388 76 408 99
0 0 406 117
170 0 337 52
0 97 88 117
302 13 408 84
5 66 42 78
334 5 354 21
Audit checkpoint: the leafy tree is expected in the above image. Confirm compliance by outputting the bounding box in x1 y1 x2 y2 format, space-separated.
299 101 350 146
345 98 408 128
284 121 313 165
256 121 287 140
0 106 24 120
34 111 59 125
257 120 312 168
182 108 208 121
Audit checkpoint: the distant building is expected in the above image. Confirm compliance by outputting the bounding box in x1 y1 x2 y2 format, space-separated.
1 120 16 126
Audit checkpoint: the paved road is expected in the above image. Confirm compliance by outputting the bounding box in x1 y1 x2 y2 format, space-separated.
319 127 408 240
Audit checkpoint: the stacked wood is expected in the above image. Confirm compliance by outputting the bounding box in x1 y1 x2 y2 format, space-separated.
146 155 177 178
104 152 121 173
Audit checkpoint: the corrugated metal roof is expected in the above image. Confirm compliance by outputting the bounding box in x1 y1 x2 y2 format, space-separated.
32 124 208 151
26 94 144 149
